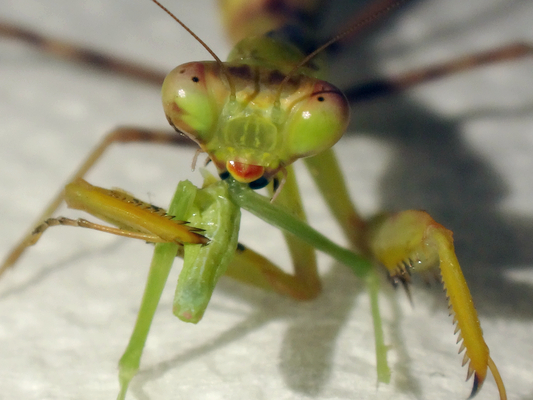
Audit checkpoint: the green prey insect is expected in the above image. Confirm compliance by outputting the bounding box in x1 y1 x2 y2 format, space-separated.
2 0 529 399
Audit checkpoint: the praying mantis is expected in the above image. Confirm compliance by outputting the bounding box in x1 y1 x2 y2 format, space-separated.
1 0 533 399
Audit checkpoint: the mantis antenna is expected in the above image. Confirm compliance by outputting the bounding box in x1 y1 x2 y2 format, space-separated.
275 0 407 102
151 0 237 99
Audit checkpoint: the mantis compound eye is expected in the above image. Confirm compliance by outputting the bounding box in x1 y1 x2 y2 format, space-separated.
282 81 349 160
161 61 223 146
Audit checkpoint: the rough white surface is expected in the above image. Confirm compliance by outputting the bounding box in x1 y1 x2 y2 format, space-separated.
1 1 532 399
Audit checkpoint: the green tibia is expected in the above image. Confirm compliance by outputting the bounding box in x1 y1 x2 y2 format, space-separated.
227 178 390 383
367 268 391 384
117 178 240 399
226 178 371 277
117 180 197 400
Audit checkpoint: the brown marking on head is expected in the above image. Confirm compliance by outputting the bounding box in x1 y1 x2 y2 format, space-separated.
227 64 253 81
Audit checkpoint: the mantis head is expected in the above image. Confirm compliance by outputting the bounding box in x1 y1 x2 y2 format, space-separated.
161 58 349 189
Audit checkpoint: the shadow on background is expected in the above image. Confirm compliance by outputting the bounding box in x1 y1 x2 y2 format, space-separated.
138 1 533 397
326 0 533 320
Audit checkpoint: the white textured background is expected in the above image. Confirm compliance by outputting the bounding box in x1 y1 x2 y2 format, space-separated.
1 0 533 399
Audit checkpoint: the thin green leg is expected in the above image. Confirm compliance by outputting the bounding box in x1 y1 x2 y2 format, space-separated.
116 181 196 400
227 178 372 277
270 166 321 299
304 149 366 250
117 242 178 400
306 150 391 383
366 268 391 384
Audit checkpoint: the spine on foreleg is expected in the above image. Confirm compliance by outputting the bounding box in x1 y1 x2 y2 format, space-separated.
430 227 488 395
367 210 497 397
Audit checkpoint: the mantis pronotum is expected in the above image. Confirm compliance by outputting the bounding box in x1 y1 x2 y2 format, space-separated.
0 0 532 399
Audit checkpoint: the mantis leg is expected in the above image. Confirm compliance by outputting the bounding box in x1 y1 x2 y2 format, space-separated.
116 175 360 397
345 42 533 103
117 180 203 400
302 145 509 395
20 174 240 398
10 178 209 256
267 166 321 299
0 21 166 85
304 148 366 250
367 210 507 399
224 166 335 300
224 161 368 300
117 242 178 400
225 177 393 383
302 151 391 382
0 127 194 276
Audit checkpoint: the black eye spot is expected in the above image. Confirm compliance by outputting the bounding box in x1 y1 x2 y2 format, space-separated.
249 177 269 190
219 171 230 180
192 76 200 83
317 96 325 102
